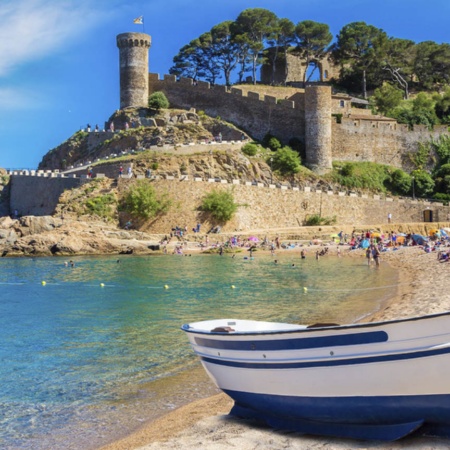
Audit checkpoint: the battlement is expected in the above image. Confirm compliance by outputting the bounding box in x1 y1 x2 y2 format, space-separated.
116 32 151 48
149 73 305 113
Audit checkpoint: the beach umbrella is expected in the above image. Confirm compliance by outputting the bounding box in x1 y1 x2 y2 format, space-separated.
312 239 322 244
440 229 448 237
429 229 439 236
371 232 381 238
397 233 407 237
330 234 339 238
248 236 259 242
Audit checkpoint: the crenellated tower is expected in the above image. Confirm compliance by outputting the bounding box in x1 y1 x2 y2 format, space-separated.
304 86 332 174
116 32 151 109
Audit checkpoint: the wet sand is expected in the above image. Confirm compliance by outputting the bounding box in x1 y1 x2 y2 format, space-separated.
100 245 450 450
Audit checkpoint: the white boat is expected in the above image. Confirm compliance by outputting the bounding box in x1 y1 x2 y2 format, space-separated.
181 312 450 441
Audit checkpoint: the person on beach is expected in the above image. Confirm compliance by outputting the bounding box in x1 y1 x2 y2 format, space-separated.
366 247 372 266
371 244 380 267
301 249 306 259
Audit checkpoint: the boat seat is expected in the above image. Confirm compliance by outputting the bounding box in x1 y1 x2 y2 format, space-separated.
307 323 340 328
211 326 235 332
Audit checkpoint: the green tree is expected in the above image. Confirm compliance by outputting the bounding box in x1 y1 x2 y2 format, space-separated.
231 8 278 84
414 41 450 89
148 92 170 110
201 189 238 222
170 41 204 80
270 146 301 175
333 22 388 98
434 163 450 194
390 169 412 195
411 170 435 198
294 20 332 83
434 88 450 124
382 38 416 99
265 17 295 85
210 21 240 86
121 180 172 219
372 83 403 115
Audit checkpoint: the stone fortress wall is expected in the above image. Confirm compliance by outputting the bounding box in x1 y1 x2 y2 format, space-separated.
7 168 450 228
148 73 449 173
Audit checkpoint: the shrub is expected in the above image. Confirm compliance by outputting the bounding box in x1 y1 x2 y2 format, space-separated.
270 146 301 175
411 170 435 198
148 91 170 110
150 162 159 170
305 214 337 226
84 194 116 219
241 143 258 156
262 132 281 151
390 169 412 195
201 189 238 222
121 180 172 219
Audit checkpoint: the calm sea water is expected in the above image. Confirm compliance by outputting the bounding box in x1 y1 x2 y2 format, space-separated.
0 252 398 449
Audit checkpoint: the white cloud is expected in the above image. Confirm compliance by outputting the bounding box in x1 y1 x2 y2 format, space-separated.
0 86 44 109
0 0 116 76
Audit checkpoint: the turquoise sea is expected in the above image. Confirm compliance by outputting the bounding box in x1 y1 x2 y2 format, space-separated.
0 253 398 449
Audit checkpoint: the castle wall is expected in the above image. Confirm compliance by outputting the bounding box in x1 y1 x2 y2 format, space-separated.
10 175 81 216
332 119 449 169
118 179 450 233
148 74 305 143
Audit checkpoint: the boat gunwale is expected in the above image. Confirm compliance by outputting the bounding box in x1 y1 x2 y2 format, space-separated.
181 310 450 337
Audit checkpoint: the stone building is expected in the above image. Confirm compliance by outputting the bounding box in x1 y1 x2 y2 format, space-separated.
260 50 340 85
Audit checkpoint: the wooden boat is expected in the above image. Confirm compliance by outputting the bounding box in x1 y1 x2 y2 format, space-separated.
181 312 450 441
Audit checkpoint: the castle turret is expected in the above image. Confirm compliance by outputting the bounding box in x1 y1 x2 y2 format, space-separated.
304 86 332 174
116 32 151 109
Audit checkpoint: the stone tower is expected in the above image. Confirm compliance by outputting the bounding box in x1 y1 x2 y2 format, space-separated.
116 32 151 109
304 86 332 174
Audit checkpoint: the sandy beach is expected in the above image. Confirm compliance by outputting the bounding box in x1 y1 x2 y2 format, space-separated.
100 245 450 450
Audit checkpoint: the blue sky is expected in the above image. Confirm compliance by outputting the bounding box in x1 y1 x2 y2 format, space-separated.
1 0 449 169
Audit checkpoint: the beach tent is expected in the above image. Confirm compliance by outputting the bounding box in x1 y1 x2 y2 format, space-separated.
412 234 428 245
360 239 370 248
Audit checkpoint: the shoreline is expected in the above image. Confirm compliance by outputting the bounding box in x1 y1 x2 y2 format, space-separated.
99 245 450 450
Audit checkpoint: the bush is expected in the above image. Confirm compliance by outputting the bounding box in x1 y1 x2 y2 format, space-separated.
148 91 170 110
121 180 172 219
305 214 337 226
201 189 238 222
433 163 450 194
270 146 301 175
267 137 281 151
262 133 281 151
411 170 435 198
390 169 412 195
84 194 116 219
241 143 258 156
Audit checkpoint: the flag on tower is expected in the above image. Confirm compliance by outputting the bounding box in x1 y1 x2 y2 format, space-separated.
133 16 143 25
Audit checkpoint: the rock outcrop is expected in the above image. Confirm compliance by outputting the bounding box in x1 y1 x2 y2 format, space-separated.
0 215 161 257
